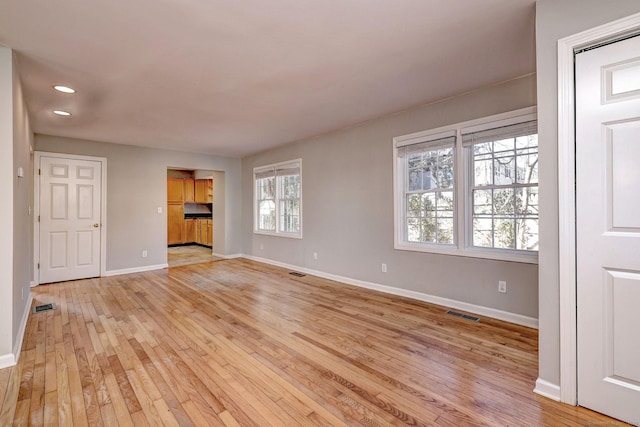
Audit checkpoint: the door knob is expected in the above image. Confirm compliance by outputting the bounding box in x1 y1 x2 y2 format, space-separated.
93 223 99 228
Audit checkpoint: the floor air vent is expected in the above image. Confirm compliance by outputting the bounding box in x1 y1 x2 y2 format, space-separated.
289 271 306 277
33 303 56 313
446 310 480 322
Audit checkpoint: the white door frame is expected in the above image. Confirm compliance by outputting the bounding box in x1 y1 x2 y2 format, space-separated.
33 152 108 285
557 12 640 405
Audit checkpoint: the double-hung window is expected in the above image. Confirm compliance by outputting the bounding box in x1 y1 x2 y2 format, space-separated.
463 119 538 252
254 159 302 238
398 132 456 246
394 107 538 263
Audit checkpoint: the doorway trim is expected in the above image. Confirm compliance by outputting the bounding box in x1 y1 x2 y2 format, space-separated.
33 152 108 285
557 12 640 405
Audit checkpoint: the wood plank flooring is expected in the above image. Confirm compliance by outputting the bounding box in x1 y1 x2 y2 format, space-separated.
0 258 628 426
167 245 222 268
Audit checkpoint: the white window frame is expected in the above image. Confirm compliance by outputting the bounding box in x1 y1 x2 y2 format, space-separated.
396 130 458 250
393 107 538 264
253 159 302 239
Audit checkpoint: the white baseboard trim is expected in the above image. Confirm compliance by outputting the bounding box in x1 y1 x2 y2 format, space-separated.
0 293 34 369
30 281 37 288
534 378 561 402
12 293 33 366
242 255 539 329
213 253 243 260
105 263 168 277
0 353 14 369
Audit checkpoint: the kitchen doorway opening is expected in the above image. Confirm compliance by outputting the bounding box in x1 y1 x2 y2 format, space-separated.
167 168 224 267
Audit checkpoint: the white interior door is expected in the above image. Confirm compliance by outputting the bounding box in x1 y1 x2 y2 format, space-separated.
39 155 102 284
576 34 640 424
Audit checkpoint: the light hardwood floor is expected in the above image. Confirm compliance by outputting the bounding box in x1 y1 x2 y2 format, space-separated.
0 259 628 426
167 245 222 268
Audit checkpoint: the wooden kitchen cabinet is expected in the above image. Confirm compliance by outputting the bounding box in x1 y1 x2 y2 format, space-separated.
199 219 207 245
167 203 185 245
184 178 195 203
206 219 213 246
167 178 184 202
185 218 196 243
195 179 213 203
193 218 212 247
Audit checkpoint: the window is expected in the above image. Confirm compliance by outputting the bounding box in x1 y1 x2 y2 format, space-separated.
394 107 537 263
464 120 538 252
254 160 302 238
400 133 456 245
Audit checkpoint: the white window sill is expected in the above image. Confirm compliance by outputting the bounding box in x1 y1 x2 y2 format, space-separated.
394 242 538 264
254 230 303 239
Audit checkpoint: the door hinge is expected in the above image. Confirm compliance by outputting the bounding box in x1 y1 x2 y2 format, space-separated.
38 169 41 175
37 263 40 269
38 215 40 222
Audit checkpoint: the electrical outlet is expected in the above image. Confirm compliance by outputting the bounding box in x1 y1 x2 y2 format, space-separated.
313 252 318 260
142 250 148 258
157 207 163 214
498 280 507 293
381 263 387 273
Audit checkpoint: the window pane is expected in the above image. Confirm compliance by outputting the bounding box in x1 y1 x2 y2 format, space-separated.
474 159 493 186
258 200 275 230
438 148 454 188
493 218 515 249
258 177 275 199
493 137 514 153
474 142 492 158
421 217 437 243
281 199 300 216
408 153 423 169
437 218 454 244
473 190 492 215
493 188 515 215
515 134 538 149
431 148 454 189
407 194 422 217
423 193 436 217
516 152 538 184
494 153 515 185
436 191 454 212
407 218 421 242
408 168 423 191
516 187 539 216
473 218 493 248
279 199 300 233
408 147 454 191
517 218 539 251
280 214 300 233
280 175 300 199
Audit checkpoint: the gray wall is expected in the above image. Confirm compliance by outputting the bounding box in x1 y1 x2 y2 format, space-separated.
0 46 15 357
34 135 242 271
211 171 226 255
242 75 539 319
0 46 33 361
536 0 640 388
12 49 33 344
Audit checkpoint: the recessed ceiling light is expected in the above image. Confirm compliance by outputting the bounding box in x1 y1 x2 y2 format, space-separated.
53 85 75 93
53 110 71 116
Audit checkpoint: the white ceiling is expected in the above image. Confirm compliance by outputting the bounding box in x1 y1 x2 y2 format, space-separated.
0 0 536 157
